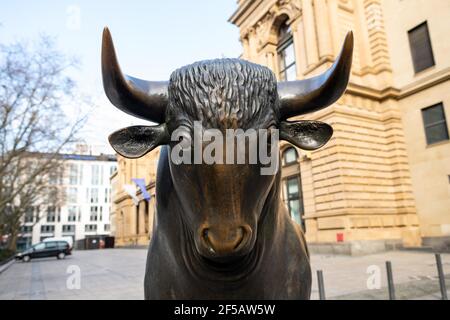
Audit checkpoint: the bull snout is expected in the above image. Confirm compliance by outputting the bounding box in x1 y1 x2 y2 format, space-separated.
199 225 252 257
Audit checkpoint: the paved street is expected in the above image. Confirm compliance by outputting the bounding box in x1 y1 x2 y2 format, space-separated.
0 249 146 300
0 248 448 300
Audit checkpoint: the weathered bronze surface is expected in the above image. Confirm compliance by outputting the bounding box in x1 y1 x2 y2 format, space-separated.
102 27 353 299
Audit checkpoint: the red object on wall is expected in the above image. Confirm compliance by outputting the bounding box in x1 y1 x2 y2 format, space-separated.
336 233 344 242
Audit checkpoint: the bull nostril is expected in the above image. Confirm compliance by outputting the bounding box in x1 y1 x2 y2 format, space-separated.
233 227 245 250
201 228 215 253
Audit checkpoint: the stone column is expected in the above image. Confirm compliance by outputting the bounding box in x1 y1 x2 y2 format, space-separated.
139 200 146 235
291 19 307 79
313 0 333 59
301 0 319 68
327 0 340 55
241 36 250 60
262 44 278 77
247 28 257 62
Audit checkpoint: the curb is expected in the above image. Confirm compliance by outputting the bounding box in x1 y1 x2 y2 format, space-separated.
0 257 15 275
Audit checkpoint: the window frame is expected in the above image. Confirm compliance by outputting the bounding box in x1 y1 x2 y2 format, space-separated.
85 224 97 232
282 147 299 166
421 103 449 146
62 224 75 233
408 21 435 74
277 22 296 81
282 174 305 230
90 206 99 221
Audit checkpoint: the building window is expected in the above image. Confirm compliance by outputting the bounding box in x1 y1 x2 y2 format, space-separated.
283 176 305 230
41 225 55 233
408 22 435 73
48 170 59 185
90 206 99 221
79 164 84 185
85 224 97 232
422 103 449 145
91 165 100 185
66 187 78 203
278 21 296 81
68 163 79 185
20 225 33 233
24 207 34 223
105 188 110 203
47 206 56 222
47 187 59 203
62 225 76 233
282 147 298 166
68 206 77 222
90 188 99 203
144 200 149 234
104 224 110 232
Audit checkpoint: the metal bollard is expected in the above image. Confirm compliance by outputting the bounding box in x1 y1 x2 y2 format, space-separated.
317 270 326 300
386 261 396 300
435 253 448 300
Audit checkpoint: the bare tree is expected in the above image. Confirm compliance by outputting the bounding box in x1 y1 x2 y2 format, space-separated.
0 36 86 251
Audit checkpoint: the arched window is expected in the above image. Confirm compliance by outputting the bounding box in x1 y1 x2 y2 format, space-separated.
282 147 298 166
277 20 296 81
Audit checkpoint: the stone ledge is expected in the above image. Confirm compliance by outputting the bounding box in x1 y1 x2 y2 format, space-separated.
422 236 450 253
308 239 403 256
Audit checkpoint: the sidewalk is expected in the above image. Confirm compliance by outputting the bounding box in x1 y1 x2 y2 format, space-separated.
310 251 449 300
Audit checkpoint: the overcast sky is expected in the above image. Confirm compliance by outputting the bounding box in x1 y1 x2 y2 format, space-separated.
0 0 242 154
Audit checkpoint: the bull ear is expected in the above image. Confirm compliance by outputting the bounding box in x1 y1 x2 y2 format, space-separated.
280 121 333 150
108 124 169 159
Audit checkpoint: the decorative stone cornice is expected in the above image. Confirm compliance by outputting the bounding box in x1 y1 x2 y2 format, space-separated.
345 67 450 102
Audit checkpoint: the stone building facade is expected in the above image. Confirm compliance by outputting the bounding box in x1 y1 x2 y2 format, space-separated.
229 0 450 253
110 150 159 247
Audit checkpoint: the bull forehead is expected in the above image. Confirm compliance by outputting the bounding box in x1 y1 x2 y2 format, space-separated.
166 58 279 130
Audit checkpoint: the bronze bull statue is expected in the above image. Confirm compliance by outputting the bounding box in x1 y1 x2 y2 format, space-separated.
101 27 353 299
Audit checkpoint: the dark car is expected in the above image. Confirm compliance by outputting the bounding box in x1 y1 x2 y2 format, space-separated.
16 241 72 262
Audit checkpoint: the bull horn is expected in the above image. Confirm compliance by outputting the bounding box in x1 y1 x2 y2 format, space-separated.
101 27 168 124
277 31 353 119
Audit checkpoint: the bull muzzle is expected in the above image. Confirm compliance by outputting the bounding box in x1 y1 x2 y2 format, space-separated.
199 225 253 259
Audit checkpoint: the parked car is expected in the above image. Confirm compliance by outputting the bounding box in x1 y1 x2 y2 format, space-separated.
16 241 72 262
43 236 73 249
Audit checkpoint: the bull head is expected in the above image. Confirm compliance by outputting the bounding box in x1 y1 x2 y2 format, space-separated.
103 27 353 158
102 28 353 260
